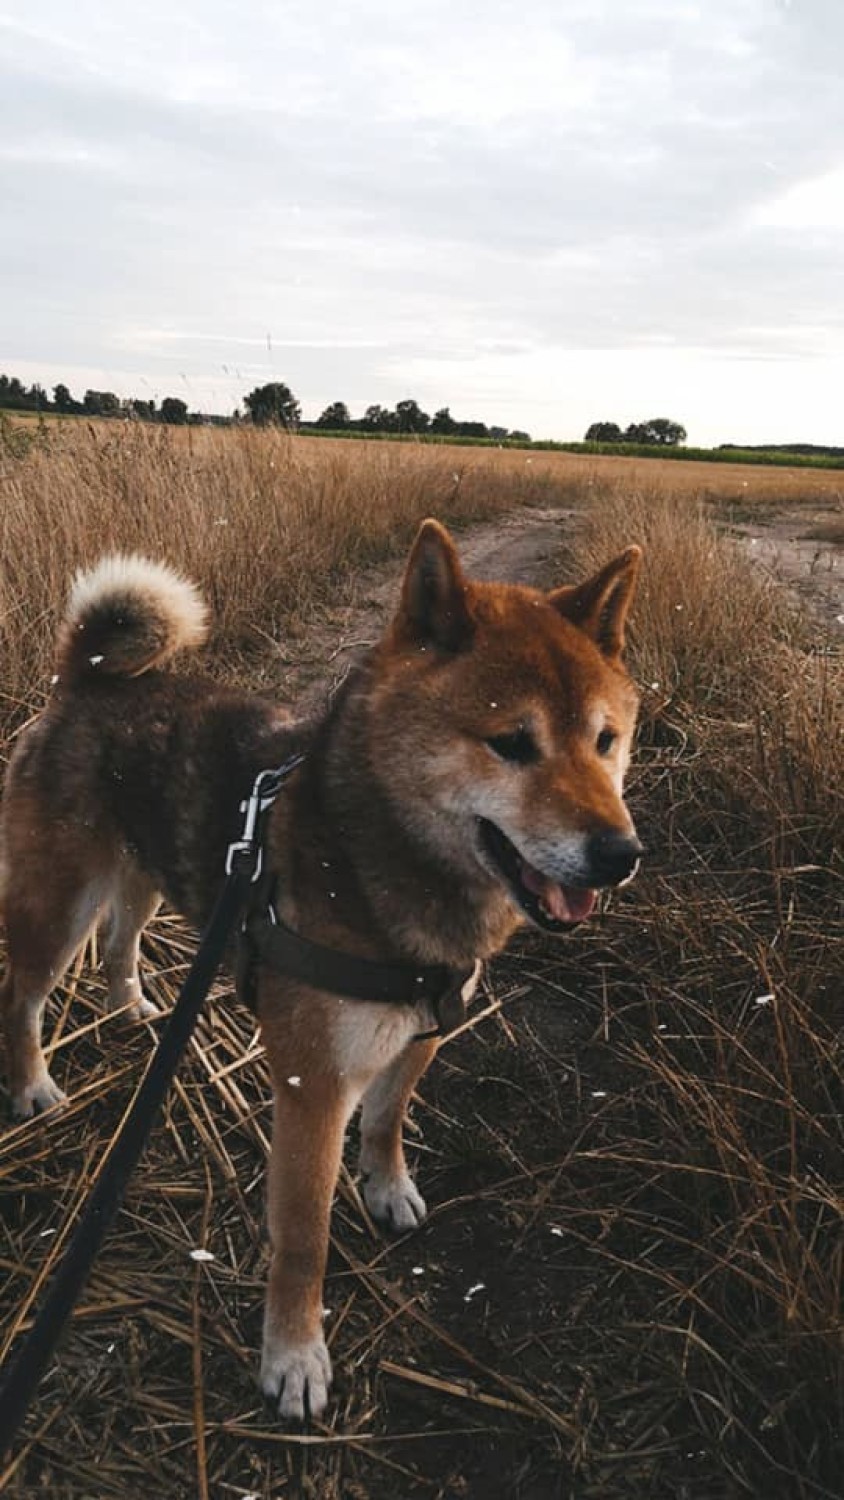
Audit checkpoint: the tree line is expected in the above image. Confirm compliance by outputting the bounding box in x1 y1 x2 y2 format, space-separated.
0 372 688 448
240 384 532 439
0 374 209 426
0 373 531 440
5 374 841 459
584 417 687 446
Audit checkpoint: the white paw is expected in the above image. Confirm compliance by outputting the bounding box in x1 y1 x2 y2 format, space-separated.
133 995 159 1021
12 1073 68 1121
260 1336 332 1422
363 1169 427 1233
111 983 159 1021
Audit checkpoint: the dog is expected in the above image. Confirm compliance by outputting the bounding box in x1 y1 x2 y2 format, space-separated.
0 519 642 1420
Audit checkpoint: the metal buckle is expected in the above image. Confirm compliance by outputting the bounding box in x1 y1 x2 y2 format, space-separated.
224 754 305 881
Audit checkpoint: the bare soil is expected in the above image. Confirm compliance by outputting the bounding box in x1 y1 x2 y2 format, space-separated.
727 500 843 632
276 506 574 709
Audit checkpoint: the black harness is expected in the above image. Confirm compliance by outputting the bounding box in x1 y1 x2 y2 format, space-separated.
238 886 471 1040
235 760 473 1040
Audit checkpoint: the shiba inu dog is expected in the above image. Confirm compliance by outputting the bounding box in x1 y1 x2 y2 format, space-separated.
0 519 642 1420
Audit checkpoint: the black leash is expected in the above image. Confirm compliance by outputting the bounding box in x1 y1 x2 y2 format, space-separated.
0 753 304 1455
0 748 471 1452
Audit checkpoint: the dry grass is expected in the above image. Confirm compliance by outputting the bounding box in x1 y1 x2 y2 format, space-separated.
0 420 563 739
0 427 841 1497
570 487 842 857
2 419 839 740
553 487 843 1495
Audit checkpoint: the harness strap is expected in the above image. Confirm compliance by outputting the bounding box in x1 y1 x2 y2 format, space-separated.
239 901 472 1039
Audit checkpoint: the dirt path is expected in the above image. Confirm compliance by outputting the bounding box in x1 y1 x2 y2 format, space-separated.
282 505 575 707
730 506 843 632
281 497 841 714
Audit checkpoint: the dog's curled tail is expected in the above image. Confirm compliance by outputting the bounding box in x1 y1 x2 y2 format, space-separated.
56 554 210 686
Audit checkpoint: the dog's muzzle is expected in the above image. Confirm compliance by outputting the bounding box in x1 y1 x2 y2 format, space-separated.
478 818 643 934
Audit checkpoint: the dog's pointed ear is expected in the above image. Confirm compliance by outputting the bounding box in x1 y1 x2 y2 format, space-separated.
549 546 642 658
395 518 475 652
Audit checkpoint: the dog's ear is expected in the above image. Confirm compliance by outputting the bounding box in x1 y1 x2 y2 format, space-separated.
395 519 475 652
549 546 642 658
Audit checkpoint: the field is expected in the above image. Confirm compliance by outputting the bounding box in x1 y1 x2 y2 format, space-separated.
11 407 844 470
0 421 841 1498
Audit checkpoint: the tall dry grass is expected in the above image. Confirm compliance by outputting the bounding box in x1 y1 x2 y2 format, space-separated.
0 419 564 738
558 487 843 1493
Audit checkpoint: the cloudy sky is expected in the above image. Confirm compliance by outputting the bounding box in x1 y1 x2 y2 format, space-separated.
2 0 843 444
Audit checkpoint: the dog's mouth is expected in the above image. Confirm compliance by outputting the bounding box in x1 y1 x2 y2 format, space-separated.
478 819 597 930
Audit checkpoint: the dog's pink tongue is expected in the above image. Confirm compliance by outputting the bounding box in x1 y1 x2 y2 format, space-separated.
519 861 597 923
563 886 597 921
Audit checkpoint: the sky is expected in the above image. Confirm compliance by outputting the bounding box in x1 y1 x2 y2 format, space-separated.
2 0 843 445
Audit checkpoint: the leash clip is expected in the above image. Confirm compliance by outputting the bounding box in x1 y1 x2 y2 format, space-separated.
225 754 305 882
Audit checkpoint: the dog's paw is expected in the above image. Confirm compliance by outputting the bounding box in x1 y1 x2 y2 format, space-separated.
110 982 160 1021
132 995 160 1021
260 1336 332 1422
12 1074 68 1121
364 1169 427 1233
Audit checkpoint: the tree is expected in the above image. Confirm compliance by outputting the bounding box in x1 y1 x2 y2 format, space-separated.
624 418 686 446
644 417 687 446
83 390 120 416
395 399 430 433
160 396 189 425
53 383 75 414
431 407 457 434
0 376 27 409
129 398 155 421
316 401 351 429
361 404 396 432
244 382 301 428
585 421 623 443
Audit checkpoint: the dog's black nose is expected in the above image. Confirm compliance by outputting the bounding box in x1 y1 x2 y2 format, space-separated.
586 831 643 887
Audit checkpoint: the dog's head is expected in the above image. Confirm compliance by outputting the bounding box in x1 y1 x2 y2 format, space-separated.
371 518 643 933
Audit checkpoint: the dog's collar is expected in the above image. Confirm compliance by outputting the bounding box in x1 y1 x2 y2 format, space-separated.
237 886 473 1040
230 760 473 1038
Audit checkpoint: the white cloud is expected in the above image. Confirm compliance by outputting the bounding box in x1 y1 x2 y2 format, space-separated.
751 163 844 230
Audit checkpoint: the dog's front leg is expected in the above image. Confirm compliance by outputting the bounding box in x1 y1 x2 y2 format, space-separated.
359 964 481 1231
359 1034 439 1232
260 1053 352 1422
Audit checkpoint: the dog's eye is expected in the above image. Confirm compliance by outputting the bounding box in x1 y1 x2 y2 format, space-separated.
486 727 539 765
596 728 616 756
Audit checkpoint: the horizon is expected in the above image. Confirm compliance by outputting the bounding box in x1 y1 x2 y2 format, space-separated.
3 367 842 452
